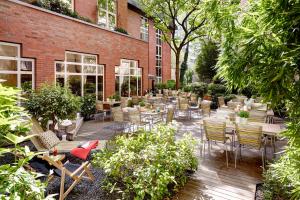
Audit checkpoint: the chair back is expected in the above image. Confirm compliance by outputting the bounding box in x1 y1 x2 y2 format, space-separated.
203 120 226 142
179 97 189 110
27 118 48 151
166 108 175 124
190 94 198 104
236 124 263 149
128 109 141 124
218 96 225 107
132 96 139 105
96 101 103 111
121 97 128 108
227 101 240 110
111 107 124 122
201 101 211 116
248 110 266 123
153 103 165 111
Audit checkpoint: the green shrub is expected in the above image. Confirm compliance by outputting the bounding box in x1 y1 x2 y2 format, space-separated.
127 99 134 107
238 111 249 118
0 84 51 199
208 83 227 95
139 100 145 107
190 82 208 98
155 83 167 90
26 84 81 130
92 125 198 199
166 80 176 90
80 94 96 120
33 0 93 23
224 94 236 103
109 93 121 101
114 27 128 35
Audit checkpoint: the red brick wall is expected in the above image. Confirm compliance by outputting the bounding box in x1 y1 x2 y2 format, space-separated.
74 0 97 23
162 41 172 82
117 0 128 30
0 1 149 98
127 9 141 39
148 20 156 89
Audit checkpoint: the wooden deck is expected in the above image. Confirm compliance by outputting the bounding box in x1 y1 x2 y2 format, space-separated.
77 116 283 200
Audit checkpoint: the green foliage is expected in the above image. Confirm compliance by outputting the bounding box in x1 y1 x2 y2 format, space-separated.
238 111 249 118
166 80 176 90
208 83 227 95
183 68 194 86
92 125 198 199
26 84 81 130
80 94 96 120
114 27 128 35
155 83 167 90
109 93 121 101
224 94 236 103
180 43 189 84
33 0 93 23
195 39 219 82
127 100 134 108
0 84 51 199
206 0 300 198
139 101 145 107
183 82 208 98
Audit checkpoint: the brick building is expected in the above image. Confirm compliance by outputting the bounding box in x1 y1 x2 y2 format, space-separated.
0 0 172 100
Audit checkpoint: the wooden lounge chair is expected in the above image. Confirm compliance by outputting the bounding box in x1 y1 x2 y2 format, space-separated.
27 118 106 153
30 154 95 200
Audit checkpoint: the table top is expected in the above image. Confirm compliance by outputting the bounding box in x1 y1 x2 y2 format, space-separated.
198 118 285 136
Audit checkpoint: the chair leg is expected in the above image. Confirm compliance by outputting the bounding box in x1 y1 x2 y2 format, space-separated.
225 143 228 168
235 144 238 168
59 168 66 200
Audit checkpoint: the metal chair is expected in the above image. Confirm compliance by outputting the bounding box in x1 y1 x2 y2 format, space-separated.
203 120 230 167
111 106 128 133
235 124 265 170
201 101 212 117
128 109 150 131
165 107 175 124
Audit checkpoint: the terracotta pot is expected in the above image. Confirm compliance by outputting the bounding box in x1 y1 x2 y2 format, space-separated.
203 95 212 101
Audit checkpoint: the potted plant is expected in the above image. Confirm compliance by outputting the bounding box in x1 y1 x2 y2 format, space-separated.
237 111 249 124
139 100 145 107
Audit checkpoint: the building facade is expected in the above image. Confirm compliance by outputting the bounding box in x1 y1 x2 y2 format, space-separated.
0 0 171 100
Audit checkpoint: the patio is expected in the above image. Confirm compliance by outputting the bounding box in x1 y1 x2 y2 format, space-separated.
73 109 285 200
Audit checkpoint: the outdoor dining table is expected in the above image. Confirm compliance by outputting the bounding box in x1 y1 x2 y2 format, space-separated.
140 109 165 128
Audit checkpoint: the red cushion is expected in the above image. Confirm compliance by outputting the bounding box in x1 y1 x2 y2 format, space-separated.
71 140 99 160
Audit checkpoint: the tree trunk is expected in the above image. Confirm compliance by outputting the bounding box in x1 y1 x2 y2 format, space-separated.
175 54 180 89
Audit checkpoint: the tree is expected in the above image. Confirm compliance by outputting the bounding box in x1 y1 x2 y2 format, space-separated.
26 84 81 131
207 0 300 198
194 39 218 82
139 0 207 89
183 68 193 85
180 42 189 84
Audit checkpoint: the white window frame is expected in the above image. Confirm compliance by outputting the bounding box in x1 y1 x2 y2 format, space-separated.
98 0 117 30
140 16 149 41
115 59 142 97
155 29 162 83
55 51 104 100
0 42 35 89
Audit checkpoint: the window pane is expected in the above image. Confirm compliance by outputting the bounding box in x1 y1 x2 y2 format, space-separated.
0 44 18 57
130 61 136 68
0 59 17 71
99 10 107 27
84 65 96 74
99 0 106 9
108 14 116 29
56 63 65 72
21 74 32 90
98 76 104 100
56 74 65 87
108 0 116 13
83 75 96 95
130 68 136 75
130 76 137 96
115 76 120 96
98 65 104 75
120 76 129 97
66 53 82 63
0 74 17 87
83 55 96 64
120 67 129 75
68 75 81 96
138 76 142 96
67 64 82 73
21 61 33 71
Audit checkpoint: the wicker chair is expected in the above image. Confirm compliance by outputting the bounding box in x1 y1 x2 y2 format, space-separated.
203 120 230 167
235 124 265 169
111 107 128 133
128 109 149 131
248 110 266 123
120 97 129 108
177 97 190 119
201 101 212 117
165 107 175 124
218 96 225 107
95 101 110 121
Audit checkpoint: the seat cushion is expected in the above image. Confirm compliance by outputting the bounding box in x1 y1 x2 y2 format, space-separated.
39 130 60 149
71 140 99 160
